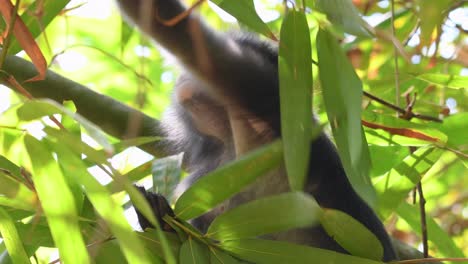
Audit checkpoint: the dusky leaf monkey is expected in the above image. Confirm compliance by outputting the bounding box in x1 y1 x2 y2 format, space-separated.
117 0 397 261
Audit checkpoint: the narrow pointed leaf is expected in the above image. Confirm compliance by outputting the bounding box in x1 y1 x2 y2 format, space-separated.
279 10 313 191
0 208 30 264
222 239 382 264
207 192 321 241
317 28 375 205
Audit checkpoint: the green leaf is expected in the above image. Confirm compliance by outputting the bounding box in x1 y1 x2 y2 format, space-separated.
212 0 275 39
316 0 372 37
24 135 90 264
207 192 321 241
279 10 313 191
8 1 70 55
222 239 382 264
320 209 383 261
174 140 283 220
179 238 210 264
0 208 30 264
416 73 468 89
374 147 443 217
317 28 375 206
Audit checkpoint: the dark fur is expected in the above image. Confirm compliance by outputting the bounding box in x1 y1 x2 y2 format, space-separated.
118 0 397 261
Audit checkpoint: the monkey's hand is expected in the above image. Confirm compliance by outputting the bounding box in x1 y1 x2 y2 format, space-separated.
134 186 176 232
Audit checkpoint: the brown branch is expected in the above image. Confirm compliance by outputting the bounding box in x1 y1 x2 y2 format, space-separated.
417 182 429 258
363 91 442 123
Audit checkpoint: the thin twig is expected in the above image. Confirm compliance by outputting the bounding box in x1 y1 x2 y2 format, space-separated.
363 91 442 122
417 182 429 258
390 0 401 109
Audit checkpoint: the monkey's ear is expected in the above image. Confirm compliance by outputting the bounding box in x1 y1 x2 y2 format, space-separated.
134 186 176 232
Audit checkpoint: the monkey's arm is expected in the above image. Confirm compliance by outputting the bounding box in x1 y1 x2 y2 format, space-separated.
117 0 279 122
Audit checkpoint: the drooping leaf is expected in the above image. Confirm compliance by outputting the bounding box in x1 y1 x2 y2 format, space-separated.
207 192 321 241
317 28 375 206
0 208 30 264
279 9 313 191
222 239 382 264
